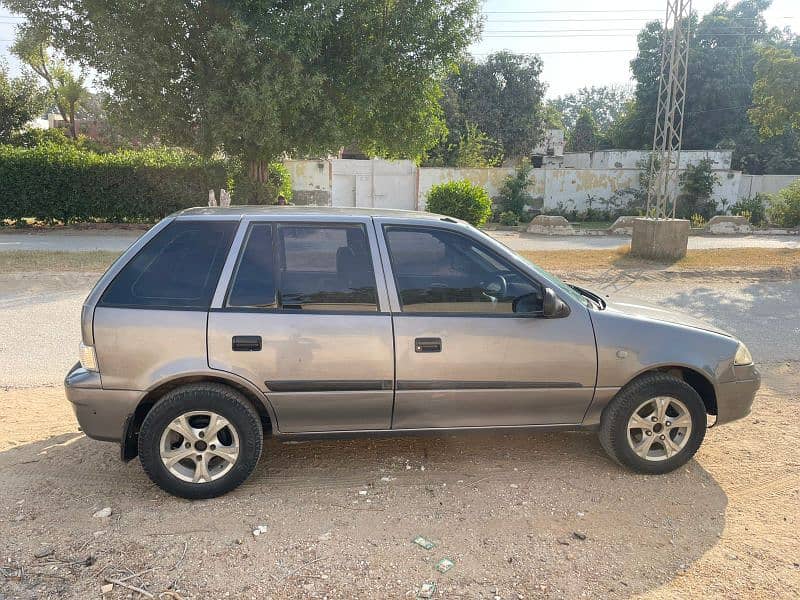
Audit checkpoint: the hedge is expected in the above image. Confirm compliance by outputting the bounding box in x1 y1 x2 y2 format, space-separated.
0 143 229 223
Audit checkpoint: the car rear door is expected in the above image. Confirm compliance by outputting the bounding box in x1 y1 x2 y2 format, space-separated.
207 216 395 433
374 218 597 429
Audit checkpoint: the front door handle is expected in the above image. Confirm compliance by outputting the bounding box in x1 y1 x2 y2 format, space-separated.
415 337 442 353
232 335 262 352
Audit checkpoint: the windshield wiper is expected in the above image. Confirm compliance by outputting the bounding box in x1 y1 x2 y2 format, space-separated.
569 285 606 310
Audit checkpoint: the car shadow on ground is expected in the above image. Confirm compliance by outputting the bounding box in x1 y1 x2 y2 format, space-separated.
1 428 727 598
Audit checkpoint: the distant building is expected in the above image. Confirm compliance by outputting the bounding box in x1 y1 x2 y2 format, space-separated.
47 113 102 139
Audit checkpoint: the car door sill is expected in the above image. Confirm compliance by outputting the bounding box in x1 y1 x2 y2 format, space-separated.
273 422 594 440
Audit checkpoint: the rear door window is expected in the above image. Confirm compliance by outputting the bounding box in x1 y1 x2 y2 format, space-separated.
226 222 378 311
99 220 237 309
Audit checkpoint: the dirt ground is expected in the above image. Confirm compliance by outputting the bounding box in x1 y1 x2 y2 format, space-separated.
1 269 799 599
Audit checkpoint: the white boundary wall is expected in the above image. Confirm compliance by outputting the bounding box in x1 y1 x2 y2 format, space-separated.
284 158 799 213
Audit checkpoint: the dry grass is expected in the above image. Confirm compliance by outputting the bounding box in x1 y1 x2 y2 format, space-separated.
1 247 798 276
0 250 120 273
525 246 800 273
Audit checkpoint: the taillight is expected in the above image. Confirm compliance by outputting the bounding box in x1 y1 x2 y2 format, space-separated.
79 342 99 372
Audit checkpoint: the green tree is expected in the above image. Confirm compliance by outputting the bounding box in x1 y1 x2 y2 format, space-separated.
436 51 546 162
452 122 502 167
749 47 800 137
6 0 481 195
568 107 598 152
551 85 631 135
616 0 799 173
11 27 90 139
0 61 46 143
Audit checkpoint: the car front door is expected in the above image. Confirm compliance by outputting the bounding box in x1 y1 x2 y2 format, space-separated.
207 217 395 433
375 220 597 429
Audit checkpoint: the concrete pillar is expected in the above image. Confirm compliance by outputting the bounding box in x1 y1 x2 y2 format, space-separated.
630 218 690 260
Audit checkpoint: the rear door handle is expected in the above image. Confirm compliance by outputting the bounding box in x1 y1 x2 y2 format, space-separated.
415 337 442 353
232 335 262 352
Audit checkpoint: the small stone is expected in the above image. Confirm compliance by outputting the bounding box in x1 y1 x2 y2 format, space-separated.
572 531 587 541
510 484 519 489
101 583 114 595
318 531 332 541
252 525 268 536
34 547 54 559
358 490 368 496
93 507 112 518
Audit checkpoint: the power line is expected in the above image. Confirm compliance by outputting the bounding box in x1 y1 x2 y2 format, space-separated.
481 9 664 14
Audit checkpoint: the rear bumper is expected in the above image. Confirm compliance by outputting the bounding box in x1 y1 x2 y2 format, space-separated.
64 363 142 442
715 365 761 425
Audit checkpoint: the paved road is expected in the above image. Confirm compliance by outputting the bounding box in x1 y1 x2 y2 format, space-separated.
0 230 142 252
490 231 800 251
1 228 798 252
1 273 797 389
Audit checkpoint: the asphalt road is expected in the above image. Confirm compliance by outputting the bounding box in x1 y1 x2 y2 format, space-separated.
1 274 796 389
0 228 798 252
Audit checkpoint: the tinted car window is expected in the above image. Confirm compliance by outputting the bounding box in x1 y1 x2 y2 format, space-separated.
277 224 378 311
227 223 276 308
227 223 378 311
99 220 236 309
384 226 541 314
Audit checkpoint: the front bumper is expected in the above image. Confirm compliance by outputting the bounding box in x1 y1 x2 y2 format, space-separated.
64 363 142 442
715 364 761 425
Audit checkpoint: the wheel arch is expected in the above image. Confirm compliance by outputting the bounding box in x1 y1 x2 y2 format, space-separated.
121 371 275 461
622 365 718 416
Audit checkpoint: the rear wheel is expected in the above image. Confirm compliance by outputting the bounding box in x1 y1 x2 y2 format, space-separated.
138 383 263 499
599 373 706 474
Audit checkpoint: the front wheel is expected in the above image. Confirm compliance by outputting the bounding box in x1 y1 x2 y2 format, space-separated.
138 383 263 499
599 373 707 474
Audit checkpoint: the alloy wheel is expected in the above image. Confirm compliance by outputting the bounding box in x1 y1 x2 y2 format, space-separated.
159 411 240 483
626 396 693 462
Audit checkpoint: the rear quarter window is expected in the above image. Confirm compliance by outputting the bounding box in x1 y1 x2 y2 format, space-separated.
99 220 237 309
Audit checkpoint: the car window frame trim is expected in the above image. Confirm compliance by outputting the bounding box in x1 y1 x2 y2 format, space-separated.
211 215 390 313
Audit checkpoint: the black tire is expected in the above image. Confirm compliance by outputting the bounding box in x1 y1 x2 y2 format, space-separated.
599 373 707 474
139 383 263 499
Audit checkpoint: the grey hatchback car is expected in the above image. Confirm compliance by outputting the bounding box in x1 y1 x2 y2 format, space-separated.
66 207 759 498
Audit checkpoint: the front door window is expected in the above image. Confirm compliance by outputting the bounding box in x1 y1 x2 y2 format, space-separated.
383 226 542 314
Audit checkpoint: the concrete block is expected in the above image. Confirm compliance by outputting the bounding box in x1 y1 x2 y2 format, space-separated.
630 218 690 260
608 215 638 236
705 215 752 234
526 215 578 236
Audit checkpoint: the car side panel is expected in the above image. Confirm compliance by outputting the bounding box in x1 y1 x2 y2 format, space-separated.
93 307 209 390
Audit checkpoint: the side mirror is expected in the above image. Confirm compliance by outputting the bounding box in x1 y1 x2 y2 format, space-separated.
542 287 570 318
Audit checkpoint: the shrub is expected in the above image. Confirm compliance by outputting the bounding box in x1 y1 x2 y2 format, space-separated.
0 143 228 223
731 194 767 226
676 159 719 220
496 163 533 216
426 179 491 226
498 210 519 226
690 213 707 228
767 181 800 228
229 160 293 205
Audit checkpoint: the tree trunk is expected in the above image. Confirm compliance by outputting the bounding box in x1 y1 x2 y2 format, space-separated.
69 103 77 139
248 159 268 184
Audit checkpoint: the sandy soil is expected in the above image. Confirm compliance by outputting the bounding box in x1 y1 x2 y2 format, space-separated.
0 382 797 600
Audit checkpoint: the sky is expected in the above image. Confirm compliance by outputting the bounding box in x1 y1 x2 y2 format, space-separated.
1 1 799 98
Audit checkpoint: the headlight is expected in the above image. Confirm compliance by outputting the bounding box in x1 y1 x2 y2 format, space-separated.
734 342 753 366
79 342 98 372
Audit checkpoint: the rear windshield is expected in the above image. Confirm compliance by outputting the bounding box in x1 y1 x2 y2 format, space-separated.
99 220 237 309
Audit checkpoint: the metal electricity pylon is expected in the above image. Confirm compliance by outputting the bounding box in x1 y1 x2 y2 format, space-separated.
646 0 692 219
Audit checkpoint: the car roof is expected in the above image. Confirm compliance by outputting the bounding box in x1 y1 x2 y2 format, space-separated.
173 206 449 221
